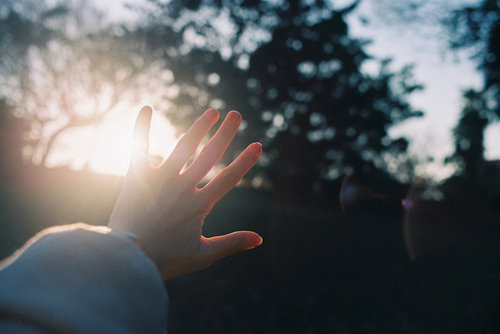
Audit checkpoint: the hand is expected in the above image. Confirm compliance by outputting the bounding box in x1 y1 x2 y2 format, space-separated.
109 106 263 279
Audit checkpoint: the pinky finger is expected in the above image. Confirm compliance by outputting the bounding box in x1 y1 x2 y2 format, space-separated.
200 142 262 203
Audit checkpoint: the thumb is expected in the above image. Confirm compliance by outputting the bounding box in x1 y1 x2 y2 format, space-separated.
201 231 263 264
131 106 152 168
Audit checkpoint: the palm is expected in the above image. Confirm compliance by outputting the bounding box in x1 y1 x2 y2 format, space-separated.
109 106 262 279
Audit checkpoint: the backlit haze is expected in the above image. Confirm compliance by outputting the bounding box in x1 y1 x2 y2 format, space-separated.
48 0 499 178
48 109 178 175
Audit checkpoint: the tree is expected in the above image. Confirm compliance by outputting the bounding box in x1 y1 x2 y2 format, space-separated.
443 0 500 181
446 0 500 123
142 0 422 199
1 0 423 194
0 1 167 167
448 89 489 179
364 0 500 183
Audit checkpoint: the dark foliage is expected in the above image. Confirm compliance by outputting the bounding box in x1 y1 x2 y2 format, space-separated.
448 0 500 115
448 89 490 179
142 0 423 199
444 0 500 200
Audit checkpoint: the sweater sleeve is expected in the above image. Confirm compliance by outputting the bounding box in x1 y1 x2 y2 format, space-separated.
0 223 168 334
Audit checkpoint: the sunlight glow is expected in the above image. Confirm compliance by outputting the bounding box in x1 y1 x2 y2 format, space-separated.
89 109 179 175
46 107 180 176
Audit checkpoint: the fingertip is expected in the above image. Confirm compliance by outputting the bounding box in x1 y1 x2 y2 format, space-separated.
204 108 220 122
132 106 153 164
135 106 153 132
249 142 262 156
139 105 153 118
246 233 263 250
227 110 242 123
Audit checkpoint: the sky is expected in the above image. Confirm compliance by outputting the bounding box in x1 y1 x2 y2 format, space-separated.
89 0 499 179
344 0 499 179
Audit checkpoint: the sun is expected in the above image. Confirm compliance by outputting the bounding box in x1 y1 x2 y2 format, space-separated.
88 109 179 176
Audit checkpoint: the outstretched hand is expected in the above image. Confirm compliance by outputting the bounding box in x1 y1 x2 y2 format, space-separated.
109 106 263 279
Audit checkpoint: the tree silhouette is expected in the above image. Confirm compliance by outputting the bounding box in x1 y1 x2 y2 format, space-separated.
444 0 500 180
448 0 500 118
448 89 489 179
0 1 167 167
144 0 422 199
371 0 500 182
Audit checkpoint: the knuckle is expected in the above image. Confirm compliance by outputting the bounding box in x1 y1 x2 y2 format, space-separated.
221 124 236 138
194 192 214 214
228 236 243 255
199 144 214 156
175 138 190 154
242 152 255 164
193 115 206 128
200 145 221 163
219 167 238 183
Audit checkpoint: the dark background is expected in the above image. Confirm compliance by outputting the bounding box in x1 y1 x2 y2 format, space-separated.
1 0 499 332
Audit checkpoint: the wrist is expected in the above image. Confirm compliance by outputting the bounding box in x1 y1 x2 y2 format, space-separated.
112 229 155 261
133 240 154 260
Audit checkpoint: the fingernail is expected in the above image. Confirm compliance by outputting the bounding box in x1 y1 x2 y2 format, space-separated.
205 108 219 121
256 236 263 246
228 111 241 123
247 235 263 250
141 105 152 114
250 142 262 155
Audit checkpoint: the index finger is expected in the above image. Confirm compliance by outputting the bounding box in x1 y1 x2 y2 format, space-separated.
162 109 220 175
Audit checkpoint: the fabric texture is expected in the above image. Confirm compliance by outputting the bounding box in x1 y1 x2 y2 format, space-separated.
0 223 167 333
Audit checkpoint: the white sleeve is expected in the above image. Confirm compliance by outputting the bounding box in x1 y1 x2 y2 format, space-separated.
0 223 168 334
